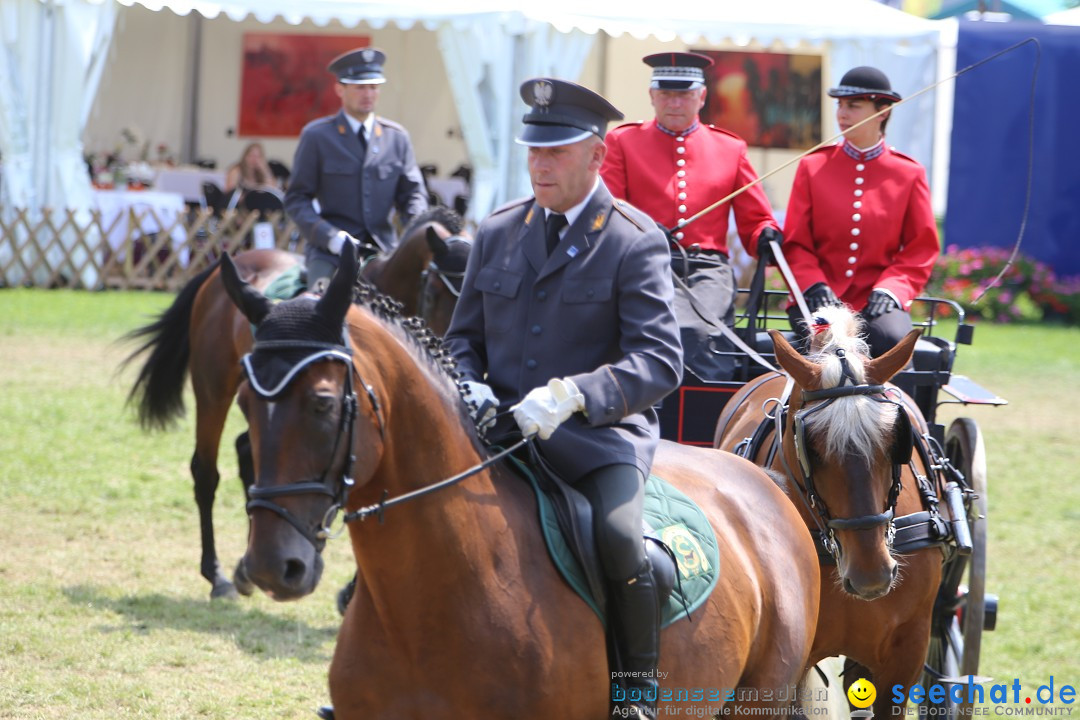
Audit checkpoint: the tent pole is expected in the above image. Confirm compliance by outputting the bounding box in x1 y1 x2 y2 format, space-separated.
35 0 58 211
180 12 202 164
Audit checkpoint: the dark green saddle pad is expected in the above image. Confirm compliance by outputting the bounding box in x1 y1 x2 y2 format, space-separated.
261 264 306 302
517 461 721 628
260 255 379 302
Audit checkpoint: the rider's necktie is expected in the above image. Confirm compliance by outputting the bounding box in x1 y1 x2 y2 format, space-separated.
545 213 568 256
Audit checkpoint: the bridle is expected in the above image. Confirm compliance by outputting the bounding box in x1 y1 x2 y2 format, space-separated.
240 326 519 547
417 234 469 321
776 348 913 560
241 337 385 551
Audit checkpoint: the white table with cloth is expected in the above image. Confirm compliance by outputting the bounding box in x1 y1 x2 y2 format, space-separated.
92 189 190 267
154 166 227 203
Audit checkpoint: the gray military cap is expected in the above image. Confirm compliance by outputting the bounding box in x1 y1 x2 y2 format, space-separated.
328 47 387 85
516 78 624 147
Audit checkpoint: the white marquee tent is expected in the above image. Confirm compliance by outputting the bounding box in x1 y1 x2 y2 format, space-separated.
2 0 943 224
1045 5 1080 22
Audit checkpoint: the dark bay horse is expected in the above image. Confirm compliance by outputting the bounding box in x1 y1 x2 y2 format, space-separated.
220 245 820 718
123 207 469 599
714 307 944 716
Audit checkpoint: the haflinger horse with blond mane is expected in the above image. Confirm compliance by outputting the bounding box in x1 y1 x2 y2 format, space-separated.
220 243 820 719
715 306 947 716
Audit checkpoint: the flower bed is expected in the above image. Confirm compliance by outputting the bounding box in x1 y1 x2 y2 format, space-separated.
925 244 1080 324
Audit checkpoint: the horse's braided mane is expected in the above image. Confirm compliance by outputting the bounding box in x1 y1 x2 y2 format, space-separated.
400 205 466 238
348 280 470 400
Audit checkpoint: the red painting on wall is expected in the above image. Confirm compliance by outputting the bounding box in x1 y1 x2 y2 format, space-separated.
238 33 371 137
694 50 823 150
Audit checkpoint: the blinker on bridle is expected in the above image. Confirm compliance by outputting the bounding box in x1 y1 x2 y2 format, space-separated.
417 234 468 322
241 335 385 551
784 348 913 559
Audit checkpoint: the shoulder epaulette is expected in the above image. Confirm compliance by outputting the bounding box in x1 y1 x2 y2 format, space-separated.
307 114 339 131
611 121 645 132
489 196 532 217
887 146 920 165
375 117 406 133
612 199 649 232
704 125 747 143
806 142 840 156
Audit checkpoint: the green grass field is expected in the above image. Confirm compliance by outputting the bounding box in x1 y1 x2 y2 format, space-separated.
0 289 1077 717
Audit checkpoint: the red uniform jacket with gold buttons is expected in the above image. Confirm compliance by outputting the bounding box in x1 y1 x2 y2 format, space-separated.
783 141 939 311
601 119 777 256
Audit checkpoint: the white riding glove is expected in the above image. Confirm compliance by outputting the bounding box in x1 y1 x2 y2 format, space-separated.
328 230 359 256
512 378 586 440
461 380 498 432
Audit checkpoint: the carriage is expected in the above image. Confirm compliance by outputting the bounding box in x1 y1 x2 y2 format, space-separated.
662 258 1003 714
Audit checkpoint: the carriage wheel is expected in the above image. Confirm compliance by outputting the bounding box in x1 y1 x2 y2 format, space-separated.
919 418 989 716
947 418 989 679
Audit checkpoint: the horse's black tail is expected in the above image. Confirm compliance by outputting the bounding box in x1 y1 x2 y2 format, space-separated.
121 259 221 430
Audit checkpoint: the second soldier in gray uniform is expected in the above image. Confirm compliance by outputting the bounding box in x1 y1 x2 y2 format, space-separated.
445 78 683 719
284 47 428 288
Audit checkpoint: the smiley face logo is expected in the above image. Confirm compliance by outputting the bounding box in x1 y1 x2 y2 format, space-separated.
847 677 876 709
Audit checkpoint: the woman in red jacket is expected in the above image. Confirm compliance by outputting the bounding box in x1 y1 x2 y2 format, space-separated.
783 66 939 357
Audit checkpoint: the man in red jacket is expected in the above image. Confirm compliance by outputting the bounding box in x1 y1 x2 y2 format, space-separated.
601 51 781 381
782 66 939 357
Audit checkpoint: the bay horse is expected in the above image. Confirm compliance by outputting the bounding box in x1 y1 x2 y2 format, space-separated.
221 244 820 718
123 207 469 599
714 307 945 716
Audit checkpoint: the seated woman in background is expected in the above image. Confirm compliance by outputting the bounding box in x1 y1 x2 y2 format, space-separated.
224 142 282 197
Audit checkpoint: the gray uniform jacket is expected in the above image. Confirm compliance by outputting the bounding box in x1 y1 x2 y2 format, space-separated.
284 110 428 260
445 182 684 482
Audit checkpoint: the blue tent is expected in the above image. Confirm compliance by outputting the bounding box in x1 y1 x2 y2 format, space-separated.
946 21 1080 275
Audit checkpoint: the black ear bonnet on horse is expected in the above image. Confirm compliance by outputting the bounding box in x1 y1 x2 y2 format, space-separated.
241 297 353 399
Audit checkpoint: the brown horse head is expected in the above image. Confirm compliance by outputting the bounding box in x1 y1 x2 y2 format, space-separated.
362 206 470 335
768 308 920 599
220 244 369 599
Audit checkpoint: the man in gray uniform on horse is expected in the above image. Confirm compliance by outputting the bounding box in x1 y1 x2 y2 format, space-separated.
284 47 429 289
444 78 684 719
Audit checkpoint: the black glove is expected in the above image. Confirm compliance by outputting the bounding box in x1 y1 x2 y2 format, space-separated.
756 227 783 265
863 290 899 320
803 282 841 313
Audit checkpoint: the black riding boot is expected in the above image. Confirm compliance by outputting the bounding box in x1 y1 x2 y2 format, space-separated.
610 558 661 719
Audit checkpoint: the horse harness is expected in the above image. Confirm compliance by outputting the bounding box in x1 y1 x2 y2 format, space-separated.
240 336 384 550
733 349 958 564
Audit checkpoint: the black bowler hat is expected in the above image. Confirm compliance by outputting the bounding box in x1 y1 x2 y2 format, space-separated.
327 47 387 85
828 66 901 103
516 78 624 147
643 51 714 90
